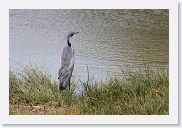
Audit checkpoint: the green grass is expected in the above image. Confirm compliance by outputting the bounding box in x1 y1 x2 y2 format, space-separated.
9 66 168 115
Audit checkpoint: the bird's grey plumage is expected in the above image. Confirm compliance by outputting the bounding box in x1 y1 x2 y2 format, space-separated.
58 31 78 90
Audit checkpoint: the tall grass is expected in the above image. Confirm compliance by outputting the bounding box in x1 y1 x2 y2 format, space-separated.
9 66 168 115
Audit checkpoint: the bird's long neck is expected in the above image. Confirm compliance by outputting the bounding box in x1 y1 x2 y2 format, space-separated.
67 38 71 47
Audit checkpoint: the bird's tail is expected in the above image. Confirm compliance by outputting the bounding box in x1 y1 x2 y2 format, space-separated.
59 85 66 91
59 81 66 91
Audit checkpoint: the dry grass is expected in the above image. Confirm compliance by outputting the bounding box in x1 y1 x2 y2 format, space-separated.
9 66 168 115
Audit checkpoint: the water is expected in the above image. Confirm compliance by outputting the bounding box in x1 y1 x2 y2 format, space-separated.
9 9 169 81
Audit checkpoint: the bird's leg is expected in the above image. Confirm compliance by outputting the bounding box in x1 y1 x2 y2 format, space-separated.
68 79 71 90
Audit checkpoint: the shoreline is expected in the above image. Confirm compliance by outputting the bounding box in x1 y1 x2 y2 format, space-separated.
9 66 169 115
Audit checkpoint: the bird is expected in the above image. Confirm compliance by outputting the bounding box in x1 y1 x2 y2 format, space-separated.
58 31 79 91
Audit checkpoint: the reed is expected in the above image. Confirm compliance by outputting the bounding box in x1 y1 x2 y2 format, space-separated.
9 66 168 115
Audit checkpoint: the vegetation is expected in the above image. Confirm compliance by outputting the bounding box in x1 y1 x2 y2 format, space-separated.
9 66 168 115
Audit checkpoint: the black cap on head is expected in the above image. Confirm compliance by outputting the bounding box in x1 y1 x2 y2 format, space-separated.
66 31 79 39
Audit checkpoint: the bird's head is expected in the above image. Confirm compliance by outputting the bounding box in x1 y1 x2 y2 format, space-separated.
66 31 79 39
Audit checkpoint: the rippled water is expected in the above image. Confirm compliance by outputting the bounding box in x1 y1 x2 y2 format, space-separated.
10 9 168 81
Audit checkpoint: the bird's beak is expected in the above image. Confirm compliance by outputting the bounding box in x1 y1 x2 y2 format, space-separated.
74 32 79 35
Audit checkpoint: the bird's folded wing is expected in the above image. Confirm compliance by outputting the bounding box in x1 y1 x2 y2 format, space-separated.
58 56 68 78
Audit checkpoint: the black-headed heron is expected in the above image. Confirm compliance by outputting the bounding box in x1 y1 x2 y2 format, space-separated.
58 32 79 91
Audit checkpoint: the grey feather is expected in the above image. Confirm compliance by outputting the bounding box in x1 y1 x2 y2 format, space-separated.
58 46 75 90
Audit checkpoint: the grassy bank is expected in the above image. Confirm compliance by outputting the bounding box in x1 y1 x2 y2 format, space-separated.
9 66 168 115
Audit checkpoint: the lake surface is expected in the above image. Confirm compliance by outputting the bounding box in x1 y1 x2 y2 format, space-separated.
9 9 169 81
